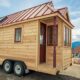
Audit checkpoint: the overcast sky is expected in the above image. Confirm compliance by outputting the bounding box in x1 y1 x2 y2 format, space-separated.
0 0 80 42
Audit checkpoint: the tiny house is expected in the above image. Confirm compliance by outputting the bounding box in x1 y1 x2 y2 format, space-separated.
0 2 74 76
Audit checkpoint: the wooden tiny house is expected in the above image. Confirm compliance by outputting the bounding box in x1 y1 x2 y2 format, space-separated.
0 2 74 76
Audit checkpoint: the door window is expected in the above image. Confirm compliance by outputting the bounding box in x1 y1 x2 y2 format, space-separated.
40 35 43 45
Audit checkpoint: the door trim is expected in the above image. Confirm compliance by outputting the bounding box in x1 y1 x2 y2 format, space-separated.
40 22 46 63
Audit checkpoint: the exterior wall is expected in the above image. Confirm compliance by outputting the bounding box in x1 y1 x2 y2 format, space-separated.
62 47 72 69
46 46 53 66
0 20 39 70
56 18 63 71
56 18 72 71
62 22 72 69
0 16 72 74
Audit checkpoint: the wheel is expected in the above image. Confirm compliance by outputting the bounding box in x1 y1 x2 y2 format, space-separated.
3 61 13 73
14 62 25 76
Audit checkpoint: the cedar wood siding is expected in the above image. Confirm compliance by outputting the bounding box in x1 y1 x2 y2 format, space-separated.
0 20 39 70
0 17 72 73
57 17 72 70
62 22 72 69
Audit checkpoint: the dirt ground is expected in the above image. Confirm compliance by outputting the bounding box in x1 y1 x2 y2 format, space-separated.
0 64 80 80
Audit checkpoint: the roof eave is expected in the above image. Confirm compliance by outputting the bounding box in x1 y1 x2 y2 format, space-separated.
0 12 74 28
57 11 74 28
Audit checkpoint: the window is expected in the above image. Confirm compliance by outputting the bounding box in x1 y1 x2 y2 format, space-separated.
64 26 71 46
68 29 71 46
47 26 53 45
40 35 43 45
15 28 22 42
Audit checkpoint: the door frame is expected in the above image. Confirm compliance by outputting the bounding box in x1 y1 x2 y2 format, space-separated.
39 22 46 63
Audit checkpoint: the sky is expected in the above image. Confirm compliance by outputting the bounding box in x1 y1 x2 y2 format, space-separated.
0 0 80 42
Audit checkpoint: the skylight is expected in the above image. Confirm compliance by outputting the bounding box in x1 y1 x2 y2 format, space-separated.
0 16 7 23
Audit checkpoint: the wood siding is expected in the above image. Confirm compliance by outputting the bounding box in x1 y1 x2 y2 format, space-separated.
0 20 39 70
56 18 72 71
0 16 72 75
46 46 53 65
62 47 72 69
62 22 72 69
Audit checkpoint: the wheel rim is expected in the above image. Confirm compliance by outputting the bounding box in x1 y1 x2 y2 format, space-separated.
15 65 21 75
4 63 10 71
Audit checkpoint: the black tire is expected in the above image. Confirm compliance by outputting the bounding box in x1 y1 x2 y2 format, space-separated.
3 61 13 73
14 62 25 76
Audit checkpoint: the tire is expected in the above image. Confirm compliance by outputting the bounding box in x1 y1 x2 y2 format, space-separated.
14 62 25 76
3 61 13 73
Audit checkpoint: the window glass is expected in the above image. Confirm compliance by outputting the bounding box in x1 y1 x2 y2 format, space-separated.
47 26 53 45
64 26 71 46
40 35 43 45
69 29 71 46
15 28 22 42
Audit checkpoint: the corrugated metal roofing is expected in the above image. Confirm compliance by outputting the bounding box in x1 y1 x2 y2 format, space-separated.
0 1 68 26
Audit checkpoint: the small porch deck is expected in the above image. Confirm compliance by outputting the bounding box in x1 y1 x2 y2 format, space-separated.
37 63 57 75
38 17 58 75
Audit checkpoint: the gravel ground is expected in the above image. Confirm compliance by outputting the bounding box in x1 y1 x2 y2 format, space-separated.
0 64 80 80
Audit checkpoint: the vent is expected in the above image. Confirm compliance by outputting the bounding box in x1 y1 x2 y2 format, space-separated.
0 16 7 23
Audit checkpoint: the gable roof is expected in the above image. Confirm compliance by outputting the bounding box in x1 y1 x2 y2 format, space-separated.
0 2 54 25
58 7 70 21
0 1 74 28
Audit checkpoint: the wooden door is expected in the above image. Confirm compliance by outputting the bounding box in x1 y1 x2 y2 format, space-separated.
40 23 46 63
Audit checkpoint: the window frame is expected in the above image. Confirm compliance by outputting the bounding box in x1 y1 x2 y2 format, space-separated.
47 25 53 46
64 26 71 46
68 29 71 46
14 28 22 43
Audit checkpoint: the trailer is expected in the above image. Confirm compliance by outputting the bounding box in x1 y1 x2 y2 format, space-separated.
0 2 74 76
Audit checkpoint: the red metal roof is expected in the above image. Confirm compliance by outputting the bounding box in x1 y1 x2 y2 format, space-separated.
0 2 68 26
58 7 69 19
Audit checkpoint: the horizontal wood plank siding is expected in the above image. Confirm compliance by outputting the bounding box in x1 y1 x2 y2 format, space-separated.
0 20 39 69
62 47 72 69
46 46 53 66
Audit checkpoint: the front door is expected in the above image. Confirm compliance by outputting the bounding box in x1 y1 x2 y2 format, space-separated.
40 23 46 63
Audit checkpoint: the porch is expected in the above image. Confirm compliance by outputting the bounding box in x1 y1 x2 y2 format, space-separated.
37 63 57 75
38 16 59 74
